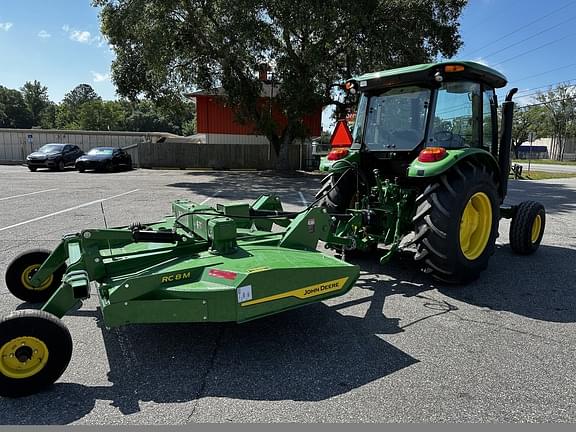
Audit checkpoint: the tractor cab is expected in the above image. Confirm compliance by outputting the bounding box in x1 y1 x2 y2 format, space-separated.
321 61 509 175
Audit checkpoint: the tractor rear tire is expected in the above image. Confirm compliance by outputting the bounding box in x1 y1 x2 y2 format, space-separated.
316 170 377 256
316 170 358 214
0 310 72 398
413 161 500 285
509 201 545 254
5 249 66 303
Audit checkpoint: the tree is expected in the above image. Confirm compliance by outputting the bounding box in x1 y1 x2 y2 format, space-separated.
78 100 126 131
62 84 101 111
536 84 576 160
511 105 549 158
95 0 466 169
21 80 50 126
0 86 33 128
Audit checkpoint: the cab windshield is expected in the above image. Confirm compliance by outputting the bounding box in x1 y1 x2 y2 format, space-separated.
354 86 431 151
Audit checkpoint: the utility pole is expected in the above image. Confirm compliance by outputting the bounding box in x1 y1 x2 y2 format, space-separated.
528 131 535 173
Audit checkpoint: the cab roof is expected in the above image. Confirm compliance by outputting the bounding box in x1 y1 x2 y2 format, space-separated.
352 61 507 90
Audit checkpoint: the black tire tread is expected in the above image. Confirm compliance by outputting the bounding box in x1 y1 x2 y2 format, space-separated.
0 310 72 398
5 249 65 303
509 201 545 255
413 161 500 284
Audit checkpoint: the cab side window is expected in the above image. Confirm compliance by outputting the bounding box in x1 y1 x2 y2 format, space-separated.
482 88 497 151
431 81 482 148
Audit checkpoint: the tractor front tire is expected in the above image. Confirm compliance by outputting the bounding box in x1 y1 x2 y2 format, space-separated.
413 161 500 285
5 249 65 303
0 310 73 398
509 201 545 254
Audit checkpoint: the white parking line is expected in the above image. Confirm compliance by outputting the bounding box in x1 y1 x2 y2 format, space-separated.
200 190 222 205
298 191 308 207
0 188 58 201
0 189 140 232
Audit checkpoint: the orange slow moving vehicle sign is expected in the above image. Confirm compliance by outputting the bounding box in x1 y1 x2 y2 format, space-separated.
329 119 354 148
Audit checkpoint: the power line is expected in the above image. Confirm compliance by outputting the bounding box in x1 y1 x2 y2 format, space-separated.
518 95 576 109
465 1 575 57
481 14 576 60
517 78 576 95
513 62 576 83
491 33 576 67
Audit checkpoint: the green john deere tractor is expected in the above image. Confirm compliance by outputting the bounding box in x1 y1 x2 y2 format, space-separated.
316 61 545 284
0 61 544 397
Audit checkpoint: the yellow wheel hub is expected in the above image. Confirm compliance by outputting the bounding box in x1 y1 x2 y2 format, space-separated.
20 264 53 291
459 192 493 261
531 214 542 243
0 336 49 379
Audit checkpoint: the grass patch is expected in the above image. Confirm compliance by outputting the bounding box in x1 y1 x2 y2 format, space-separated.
511 170 576 180
512 159 576 166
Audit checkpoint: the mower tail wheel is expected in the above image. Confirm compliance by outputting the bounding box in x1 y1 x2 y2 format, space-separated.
5 249 66 303
413 161 500 285
0 310 72 398
509 201 545 254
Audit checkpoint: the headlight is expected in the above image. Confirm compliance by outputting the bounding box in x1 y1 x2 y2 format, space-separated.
26 156 32 160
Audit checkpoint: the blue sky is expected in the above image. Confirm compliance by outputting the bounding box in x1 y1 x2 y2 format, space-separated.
1 0 575 110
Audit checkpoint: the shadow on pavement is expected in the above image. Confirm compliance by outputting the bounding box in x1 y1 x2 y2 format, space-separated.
1 241 574 423
506 179 576 215
166 171 323 207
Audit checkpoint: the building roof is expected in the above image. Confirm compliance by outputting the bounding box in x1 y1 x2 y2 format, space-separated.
187 82 280 99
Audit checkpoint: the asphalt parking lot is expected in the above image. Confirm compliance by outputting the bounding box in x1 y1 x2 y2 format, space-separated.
0 165 575 424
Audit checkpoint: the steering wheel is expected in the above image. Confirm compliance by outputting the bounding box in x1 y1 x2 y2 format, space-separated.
433 130 466 147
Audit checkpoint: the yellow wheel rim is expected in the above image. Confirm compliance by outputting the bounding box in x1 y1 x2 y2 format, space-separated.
0 336 49 379
531 214 542 243
20 264 53 291
459 192 493 260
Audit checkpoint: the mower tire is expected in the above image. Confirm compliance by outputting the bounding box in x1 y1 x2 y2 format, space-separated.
5 249 66 303
0 310 72 398
509 201 545 254
413 161 500 285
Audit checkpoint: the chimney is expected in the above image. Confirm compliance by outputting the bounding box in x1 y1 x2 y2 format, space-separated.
258 63 270 82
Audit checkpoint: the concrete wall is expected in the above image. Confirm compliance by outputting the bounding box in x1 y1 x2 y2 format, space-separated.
0 128 178 166
138 141 305 170
0 128 312 170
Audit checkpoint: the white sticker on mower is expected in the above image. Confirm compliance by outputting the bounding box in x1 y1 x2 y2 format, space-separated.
237 285 253 303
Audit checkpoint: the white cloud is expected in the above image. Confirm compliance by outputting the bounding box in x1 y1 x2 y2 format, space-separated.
91 71 110 82
0 22 13 31
70 30 91 43
62 24 70 32
38 30 51 38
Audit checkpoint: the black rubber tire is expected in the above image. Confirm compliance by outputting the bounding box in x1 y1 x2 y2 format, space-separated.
28 166 37 172
316 170 358 214
0 310 72 398
509 201 545 254
316 170 377 255
57 160 65 171
413 161 500 285
5 250 65 303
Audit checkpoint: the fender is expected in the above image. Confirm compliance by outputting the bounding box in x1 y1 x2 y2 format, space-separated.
407 148 504 199
319 150 360 174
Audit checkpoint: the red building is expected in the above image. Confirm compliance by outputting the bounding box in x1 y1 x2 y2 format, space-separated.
189 84 322 144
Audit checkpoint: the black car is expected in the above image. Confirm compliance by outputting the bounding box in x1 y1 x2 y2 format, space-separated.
75 147 133 172
26 143 84 171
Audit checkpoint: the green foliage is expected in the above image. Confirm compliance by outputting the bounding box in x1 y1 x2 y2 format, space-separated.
94 0 467 167
62 84 102 110
21 80 51 126
511 105 548 156
0 86 33 128
535 83 576 160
